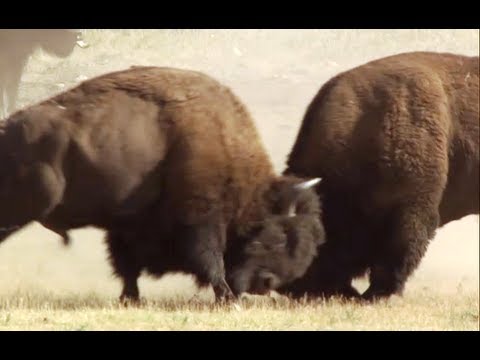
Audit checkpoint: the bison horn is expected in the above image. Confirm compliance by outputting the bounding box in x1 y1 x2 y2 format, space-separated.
286 178 321 217
293 178 322 191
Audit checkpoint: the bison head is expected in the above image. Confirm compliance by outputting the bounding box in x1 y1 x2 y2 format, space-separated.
226 177 325 295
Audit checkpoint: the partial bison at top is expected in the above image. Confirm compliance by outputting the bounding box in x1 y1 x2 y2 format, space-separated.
281 51 479 301
0 29 80 118
0 66 325 301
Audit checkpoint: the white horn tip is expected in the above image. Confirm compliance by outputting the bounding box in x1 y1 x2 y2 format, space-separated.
295 178 322 190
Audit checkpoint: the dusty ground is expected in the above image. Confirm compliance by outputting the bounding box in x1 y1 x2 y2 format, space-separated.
0 29 478 330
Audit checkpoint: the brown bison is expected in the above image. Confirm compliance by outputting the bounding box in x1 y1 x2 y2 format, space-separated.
0 66 325 301
0 29 80 118
280 52 479 300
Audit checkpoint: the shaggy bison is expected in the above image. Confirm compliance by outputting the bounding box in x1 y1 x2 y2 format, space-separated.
107 175 324 301
0 66 325 301
0 29 80 118
280 52 479 300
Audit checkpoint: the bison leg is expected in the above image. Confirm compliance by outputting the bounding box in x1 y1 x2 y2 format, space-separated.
278 240 363 300
105 230 142 304
180 222 235 302
363 201 439 301
120 276 140 305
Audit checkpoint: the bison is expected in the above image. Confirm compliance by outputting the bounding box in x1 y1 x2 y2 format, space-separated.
0 29 80 118
0 66 325 301
280 51 479 301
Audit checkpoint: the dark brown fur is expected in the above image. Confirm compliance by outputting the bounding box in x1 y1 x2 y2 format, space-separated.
281 52 479 300
107 175 324 300
0 66 324 301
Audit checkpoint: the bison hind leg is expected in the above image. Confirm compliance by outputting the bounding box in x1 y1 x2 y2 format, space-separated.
119 277 141 306
363 199 440 301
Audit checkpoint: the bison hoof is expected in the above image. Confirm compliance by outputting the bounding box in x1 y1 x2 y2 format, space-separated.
119 294 141 307
330 285 362 301
214 289 236 304
215 292 236 304
361 287 398 303
213 279 236 303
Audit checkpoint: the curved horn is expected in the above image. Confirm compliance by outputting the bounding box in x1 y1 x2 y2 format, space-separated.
286 178 322 217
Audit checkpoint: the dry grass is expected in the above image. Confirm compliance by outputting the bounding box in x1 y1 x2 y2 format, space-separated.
0 29 478 330
0 286 478 330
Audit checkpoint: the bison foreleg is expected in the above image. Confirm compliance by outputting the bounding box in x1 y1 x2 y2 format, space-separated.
119 276 140 305
105 230 142 304
363 201 439 301
180 222 235 302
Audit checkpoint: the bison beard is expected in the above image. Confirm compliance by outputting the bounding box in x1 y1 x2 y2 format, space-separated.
0 66 326 302
280 51 479 301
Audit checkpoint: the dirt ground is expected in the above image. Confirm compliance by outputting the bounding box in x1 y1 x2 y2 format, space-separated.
0 29 478 308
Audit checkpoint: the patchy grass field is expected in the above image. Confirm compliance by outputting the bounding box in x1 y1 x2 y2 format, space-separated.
0 29 478 330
